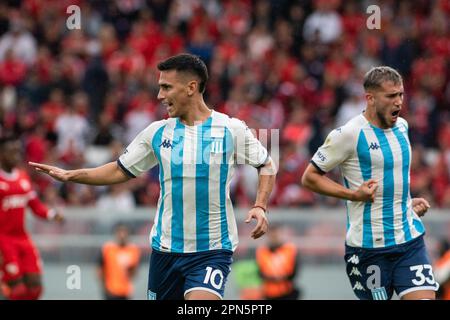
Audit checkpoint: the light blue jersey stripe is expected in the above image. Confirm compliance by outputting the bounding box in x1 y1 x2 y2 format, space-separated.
196 118 212 251
413 219 425 234
393 126 412 242
356 130 373 247
343 177 350 231
171 120 185 252
372 127 396 247
151 125 167 249
220 128 233 250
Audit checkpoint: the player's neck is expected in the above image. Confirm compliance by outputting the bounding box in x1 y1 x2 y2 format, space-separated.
0 165 14 173
179 100 212 126
363 108 389 129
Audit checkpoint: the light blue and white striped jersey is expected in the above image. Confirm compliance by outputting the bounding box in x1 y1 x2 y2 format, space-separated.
118 111 269 253
311 114 424 249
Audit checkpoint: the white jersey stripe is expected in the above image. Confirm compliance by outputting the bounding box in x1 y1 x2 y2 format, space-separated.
182 125 198 252
208 116 224 250
356 129 374 247
151 123 172 251
160 122 176 251
220 127 234 250
196 117 212 251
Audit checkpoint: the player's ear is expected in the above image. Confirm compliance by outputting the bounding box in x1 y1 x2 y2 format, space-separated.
187 80 197 97
365 91 375 105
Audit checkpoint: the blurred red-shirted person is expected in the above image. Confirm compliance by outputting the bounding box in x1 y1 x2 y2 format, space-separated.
0 135 64 300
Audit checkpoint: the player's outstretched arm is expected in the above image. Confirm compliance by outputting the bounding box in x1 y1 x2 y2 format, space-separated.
301 163 378 202
29 161 130 186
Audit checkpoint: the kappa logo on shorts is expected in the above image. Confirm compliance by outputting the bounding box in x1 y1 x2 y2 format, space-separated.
352 281 365 291
347 254 360 264
147 290 157 300
349 267 362 277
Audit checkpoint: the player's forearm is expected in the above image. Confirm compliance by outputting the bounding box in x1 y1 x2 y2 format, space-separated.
68 162 130 185
302 171 355 201
128 266 138 278
254 170 276 208
28 195 52 219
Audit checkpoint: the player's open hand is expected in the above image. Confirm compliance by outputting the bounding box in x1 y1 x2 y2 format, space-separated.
353 178 378 202
412 198 430 217
245 207 268 239
29 162 71 182
53 212 65 224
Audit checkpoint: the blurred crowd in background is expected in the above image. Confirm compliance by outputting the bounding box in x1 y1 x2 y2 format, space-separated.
0 0 449 211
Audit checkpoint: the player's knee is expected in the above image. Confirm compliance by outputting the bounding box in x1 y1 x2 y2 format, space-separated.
24 274 42 288
185 289 222 300
26 285 43 300
6 281 27 300
23 274 43 299
401 290 436 300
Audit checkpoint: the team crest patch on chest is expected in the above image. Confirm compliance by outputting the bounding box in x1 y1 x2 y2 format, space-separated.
0 181 9 191
210 138 223 153
19 179 30 191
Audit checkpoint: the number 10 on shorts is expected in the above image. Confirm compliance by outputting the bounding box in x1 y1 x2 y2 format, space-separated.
203 266 224 290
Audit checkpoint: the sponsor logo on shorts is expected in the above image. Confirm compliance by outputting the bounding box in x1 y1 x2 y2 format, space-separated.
147 290 157 300
371 287 388 300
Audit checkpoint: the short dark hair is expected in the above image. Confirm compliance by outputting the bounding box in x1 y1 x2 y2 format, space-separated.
0 134 19 149
113 222 130 232
157 53 208 93
363 66 403 91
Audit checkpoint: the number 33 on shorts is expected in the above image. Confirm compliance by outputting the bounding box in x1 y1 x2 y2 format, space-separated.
409 264 436 286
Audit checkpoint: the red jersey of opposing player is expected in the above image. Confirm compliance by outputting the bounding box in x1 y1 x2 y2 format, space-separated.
0 168 56 282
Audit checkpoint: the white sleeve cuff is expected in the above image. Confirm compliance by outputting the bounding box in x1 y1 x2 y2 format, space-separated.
47 209 57 220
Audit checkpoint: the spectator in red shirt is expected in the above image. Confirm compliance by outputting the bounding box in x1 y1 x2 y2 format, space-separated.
0 48 27 86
